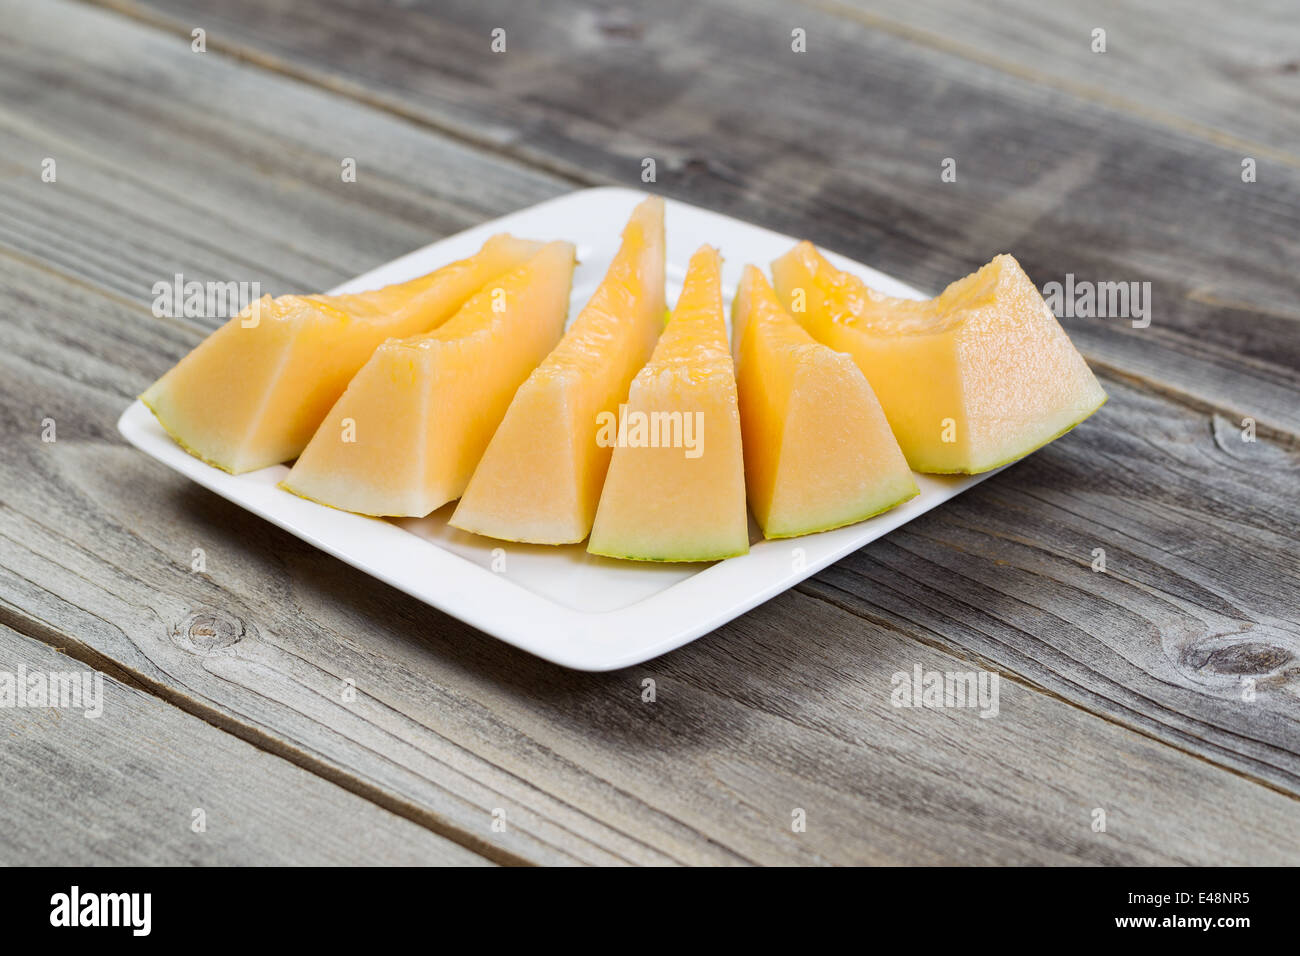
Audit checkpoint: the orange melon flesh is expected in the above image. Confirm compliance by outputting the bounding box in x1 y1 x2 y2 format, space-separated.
140 234 543 474
280 241 576 517
587 246 748 562
771 243 1107 474
732 266 918 538
451 196 666 544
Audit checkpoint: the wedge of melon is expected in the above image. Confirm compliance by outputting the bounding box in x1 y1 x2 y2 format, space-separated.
450 196 666 544
771 243 1107 474
280 240 576 516
141 234 543 474
733 265 918 538
587 246 748 562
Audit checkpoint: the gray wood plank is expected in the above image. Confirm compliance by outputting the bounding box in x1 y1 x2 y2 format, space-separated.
803 393 1300 791
2 245 1298 864
74 0 1300 437
4 0 1297 864
0 623 490 865
0 0 569 316
820 0 1300 157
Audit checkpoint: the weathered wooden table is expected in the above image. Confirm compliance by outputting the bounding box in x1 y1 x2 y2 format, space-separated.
2 0 1297 865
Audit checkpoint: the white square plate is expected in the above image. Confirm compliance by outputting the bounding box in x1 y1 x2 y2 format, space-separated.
119 187 1003 670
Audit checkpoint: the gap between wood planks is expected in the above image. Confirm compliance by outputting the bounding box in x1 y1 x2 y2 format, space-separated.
79 0 1300 175
70 0 598 190
0 599 529 865
0 368 708 865
802 0 1300 171
794 580 1300 806
1082 358 1300 450
0 530 736 867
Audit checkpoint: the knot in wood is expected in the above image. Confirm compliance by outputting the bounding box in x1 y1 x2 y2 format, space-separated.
174 609 246 654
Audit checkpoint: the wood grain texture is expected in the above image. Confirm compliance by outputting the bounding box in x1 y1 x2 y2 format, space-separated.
1 244 1297 864
803 392 1300 792
0 0 569 315
819 0 1300 157
0 624 490 865
81 0 1300 438
1 0 1296 865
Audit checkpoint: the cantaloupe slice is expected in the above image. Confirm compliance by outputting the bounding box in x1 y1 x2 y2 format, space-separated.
771 243 1107 474
450 196 666 544
587 246 748 562
141 234 543 474
280 240 576 517
733 266 918 538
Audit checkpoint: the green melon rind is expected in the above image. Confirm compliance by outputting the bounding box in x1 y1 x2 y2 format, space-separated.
762 484 920 540
276 477 427 519
911 393 1107 476
586 539 750 563
454 524 588 546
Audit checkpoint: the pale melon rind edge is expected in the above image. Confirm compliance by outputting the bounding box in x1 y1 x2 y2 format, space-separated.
139 393 242 475
586 541 751 563
275 476 428 519
912 391 1108 476
760 484 921 540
